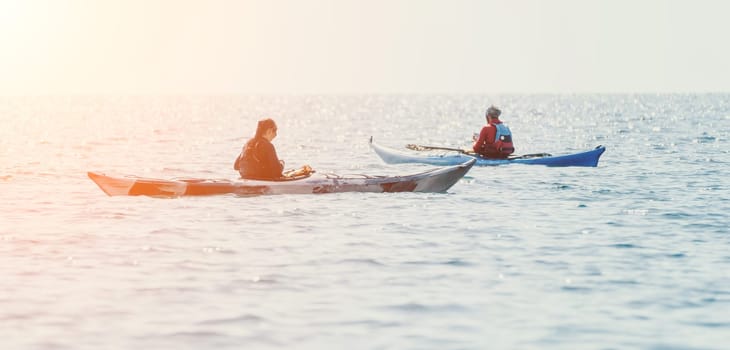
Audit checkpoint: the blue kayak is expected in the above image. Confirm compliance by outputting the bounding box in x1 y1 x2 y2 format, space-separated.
370 137 606 167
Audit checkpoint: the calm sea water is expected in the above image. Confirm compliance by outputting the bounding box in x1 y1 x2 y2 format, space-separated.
1 95 728 349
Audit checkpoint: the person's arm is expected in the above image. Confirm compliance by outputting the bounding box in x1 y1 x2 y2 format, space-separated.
472 126 491 153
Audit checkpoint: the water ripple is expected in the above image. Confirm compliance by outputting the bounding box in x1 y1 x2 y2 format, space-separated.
2 94 729 350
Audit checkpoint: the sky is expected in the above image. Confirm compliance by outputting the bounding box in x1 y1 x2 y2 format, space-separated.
1 0 729 95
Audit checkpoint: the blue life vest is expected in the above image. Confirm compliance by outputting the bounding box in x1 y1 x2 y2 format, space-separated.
493 124 514 156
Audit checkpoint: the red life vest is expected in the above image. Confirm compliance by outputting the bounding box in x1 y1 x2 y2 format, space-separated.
479 123 514 158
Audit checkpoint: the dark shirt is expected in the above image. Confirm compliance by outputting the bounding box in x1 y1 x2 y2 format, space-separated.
234 136 284 180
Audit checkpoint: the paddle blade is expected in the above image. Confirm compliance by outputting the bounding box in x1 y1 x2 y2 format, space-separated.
406 144 430 151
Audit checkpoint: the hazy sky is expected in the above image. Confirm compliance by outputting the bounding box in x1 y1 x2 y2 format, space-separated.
1 0 728 94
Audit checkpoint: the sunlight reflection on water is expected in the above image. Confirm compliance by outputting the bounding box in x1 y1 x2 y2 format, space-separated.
1 95 729 349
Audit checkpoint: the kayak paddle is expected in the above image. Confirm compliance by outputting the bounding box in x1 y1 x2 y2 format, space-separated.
405 144 475 154
406 143 552 160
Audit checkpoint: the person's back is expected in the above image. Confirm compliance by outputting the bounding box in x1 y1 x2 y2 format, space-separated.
472 106 515 158
235 136 284 179
234 119 284 180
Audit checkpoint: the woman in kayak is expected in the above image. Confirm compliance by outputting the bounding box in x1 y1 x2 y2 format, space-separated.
472 105 515 159
234 119 313 180
234 118 285 180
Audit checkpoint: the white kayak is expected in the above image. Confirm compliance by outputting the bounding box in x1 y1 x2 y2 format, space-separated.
87 160 475 197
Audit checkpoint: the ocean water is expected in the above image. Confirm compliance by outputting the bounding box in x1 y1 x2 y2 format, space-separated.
1 94 728 350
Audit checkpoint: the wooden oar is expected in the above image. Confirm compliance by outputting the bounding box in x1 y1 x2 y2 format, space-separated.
406 144 475 154
406 143 552 160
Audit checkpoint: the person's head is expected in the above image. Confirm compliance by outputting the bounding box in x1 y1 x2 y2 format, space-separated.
486 106 501 121
255 118 278 141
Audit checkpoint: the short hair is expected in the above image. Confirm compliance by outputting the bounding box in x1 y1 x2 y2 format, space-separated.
486 106 501 118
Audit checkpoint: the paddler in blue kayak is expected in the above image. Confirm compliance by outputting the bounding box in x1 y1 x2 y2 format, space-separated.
234 118 313 180
472 105 515 159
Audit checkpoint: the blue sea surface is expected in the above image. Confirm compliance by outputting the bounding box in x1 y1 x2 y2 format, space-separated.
1 95 728 349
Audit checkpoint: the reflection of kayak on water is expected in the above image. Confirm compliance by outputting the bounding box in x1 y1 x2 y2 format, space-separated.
87 159 475 197
369 137 606 167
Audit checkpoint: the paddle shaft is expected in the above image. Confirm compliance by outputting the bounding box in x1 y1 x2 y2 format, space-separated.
406 143 551 159
406 144 474 154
